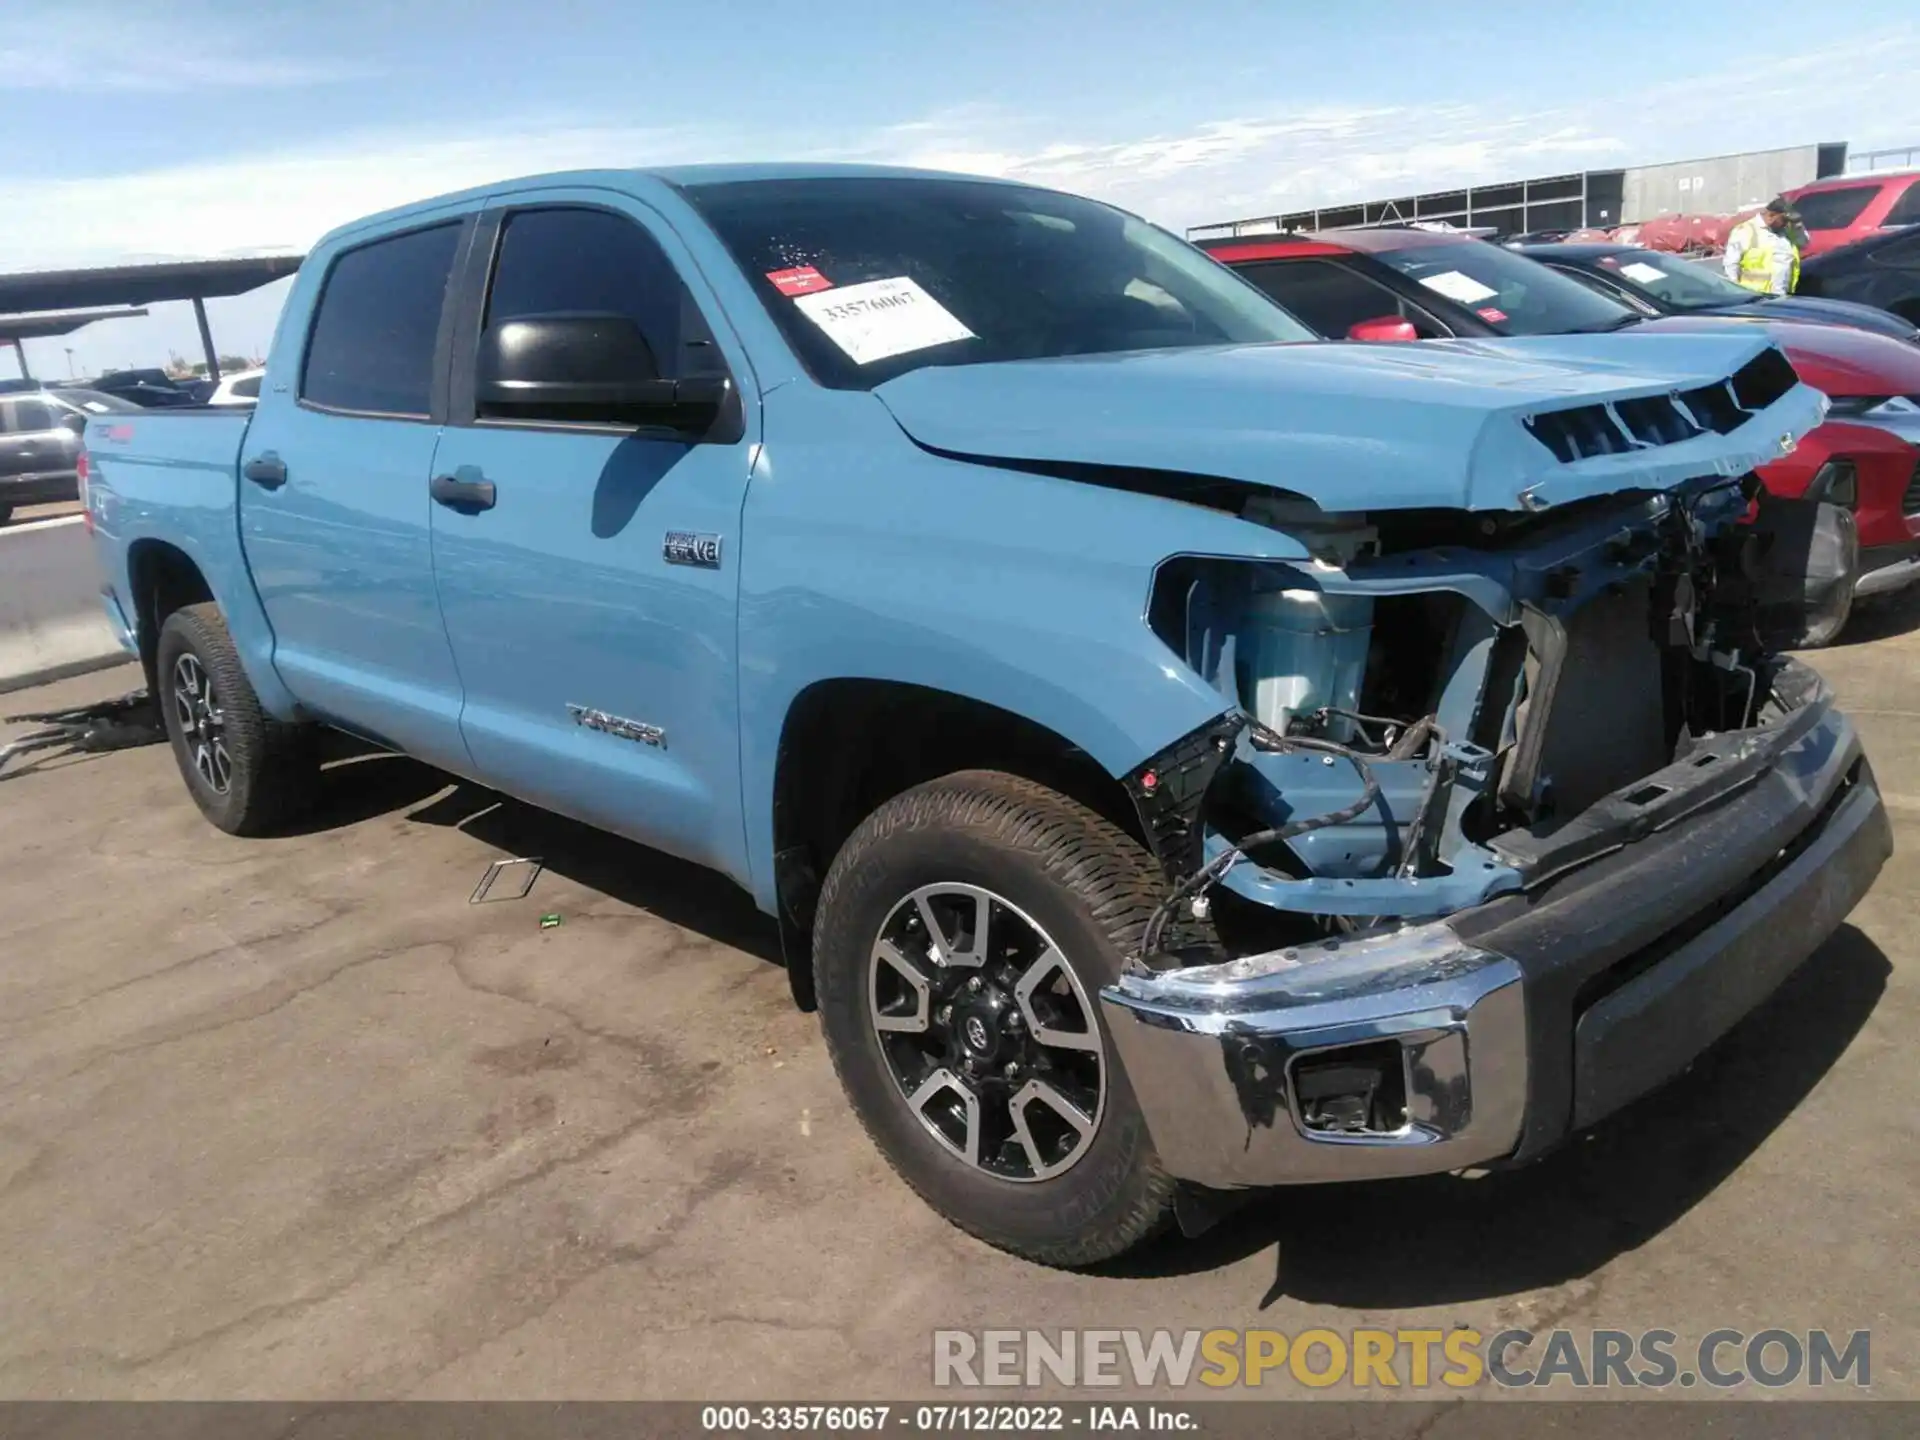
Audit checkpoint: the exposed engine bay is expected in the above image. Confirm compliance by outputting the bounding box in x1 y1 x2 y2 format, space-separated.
1129 473 1860 965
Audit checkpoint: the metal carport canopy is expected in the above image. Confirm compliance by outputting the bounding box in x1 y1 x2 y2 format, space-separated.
0 255 304 382
0 307 148 381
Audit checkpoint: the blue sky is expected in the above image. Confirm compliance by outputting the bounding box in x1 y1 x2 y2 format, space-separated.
7 0 1919 377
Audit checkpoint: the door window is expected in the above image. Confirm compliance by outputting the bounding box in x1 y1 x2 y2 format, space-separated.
1232 259 1451 338
1882 182 1920 228
301 222 463 417
3 399 57 432
483 207 721 385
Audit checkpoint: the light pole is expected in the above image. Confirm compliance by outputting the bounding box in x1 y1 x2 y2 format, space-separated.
64 347 75 379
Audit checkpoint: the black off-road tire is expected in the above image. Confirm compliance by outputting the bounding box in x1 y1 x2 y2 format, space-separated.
156 603 319 835
813 769 1177 1267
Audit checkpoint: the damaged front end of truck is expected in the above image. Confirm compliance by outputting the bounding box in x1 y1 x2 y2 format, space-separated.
1092 342 1893 1190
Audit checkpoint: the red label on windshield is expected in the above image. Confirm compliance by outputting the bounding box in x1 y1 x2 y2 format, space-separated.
1477 307 1509 323
767 265 832 296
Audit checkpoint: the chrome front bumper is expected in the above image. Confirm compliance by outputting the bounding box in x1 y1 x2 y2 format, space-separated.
1856 547 1920 599
1101 680 1891 1190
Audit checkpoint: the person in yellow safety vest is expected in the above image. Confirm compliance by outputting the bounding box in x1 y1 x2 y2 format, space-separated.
1723 197 1801 295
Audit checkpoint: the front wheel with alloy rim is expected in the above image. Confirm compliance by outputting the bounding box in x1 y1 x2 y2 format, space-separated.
814 770 1176 1267
156 603 319 835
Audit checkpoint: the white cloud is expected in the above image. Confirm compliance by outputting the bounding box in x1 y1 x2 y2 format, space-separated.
0 6 368 92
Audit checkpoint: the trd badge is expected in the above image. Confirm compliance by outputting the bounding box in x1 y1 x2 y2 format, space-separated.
567 704 666 749
664 531 723 568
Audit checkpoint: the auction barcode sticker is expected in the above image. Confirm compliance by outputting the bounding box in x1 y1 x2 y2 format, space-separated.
793 276 974 365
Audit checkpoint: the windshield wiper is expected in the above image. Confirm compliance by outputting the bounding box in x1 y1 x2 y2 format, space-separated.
1576 313 1643 333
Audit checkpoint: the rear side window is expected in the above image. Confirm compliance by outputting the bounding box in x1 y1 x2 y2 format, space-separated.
1793 186 1878 232
1883 181 1920 228
302 222 462 416
1232 259 1450 338
232 375 262 399
4 399 56 431
484 207 713 380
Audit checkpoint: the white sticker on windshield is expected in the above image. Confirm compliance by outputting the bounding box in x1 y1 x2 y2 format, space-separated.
1620 261 1669 284
792 276 974 365
1417 269 1500 305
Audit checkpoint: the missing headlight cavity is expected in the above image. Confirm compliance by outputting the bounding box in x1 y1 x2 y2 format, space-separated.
1149 560 1467 753
1354 592 1465 735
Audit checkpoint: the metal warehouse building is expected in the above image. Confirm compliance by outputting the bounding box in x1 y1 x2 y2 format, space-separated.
1188 141 1854 240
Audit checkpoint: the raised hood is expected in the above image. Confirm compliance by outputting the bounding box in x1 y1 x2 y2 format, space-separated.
874 332 1827 514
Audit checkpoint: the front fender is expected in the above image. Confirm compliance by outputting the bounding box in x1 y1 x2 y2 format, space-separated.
734 390 1277 912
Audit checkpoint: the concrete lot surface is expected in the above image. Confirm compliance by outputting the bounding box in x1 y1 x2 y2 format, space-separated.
2 601 1917 1403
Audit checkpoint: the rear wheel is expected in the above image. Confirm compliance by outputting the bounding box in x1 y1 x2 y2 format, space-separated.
156 603 318 834
813 770 1176 1267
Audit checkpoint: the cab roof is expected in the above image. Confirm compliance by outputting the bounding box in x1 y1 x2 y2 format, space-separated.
321 163 1051 248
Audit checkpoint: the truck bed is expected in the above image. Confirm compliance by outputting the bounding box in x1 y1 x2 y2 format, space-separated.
80 408 295 714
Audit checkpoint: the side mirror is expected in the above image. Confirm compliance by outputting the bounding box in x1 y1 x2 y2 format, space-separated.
60 412 88 434
475 313 728 433
1347 315 1420 343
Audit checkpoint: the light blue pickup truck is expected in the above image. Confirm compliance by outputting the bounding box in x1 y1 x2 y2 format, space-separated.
84 165 1891 1266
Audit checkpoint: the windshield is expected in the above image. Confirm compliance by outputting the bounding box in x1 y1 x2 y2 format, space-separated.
1368 237 1636 335
1593 250 1756 310
683 177 1316 389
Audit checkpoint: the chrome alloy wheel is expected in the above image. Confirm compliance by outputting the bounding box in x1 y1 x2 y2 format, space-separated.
171 653 232 795
868 883 1106 1182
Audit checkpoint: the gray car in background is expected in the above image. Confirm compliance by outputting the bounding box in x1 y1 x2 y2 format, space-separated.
0 388 139 525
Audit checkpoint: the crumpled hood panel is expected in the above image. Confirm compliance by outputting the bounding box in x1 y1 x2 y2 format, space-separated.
875 332 1827 513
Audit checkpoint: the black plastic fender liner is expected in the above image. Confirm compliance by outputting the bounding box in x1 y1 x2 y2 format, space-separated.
1121 711 1246 885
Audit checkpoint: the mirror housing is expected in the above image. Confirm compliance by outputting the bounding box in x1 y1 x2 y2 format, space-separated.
475 313 728 433
1347 315 1420 343
60 411 89 434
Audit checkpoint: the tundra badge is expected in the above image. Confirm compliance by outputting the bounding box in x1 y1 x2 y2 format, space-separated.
664 531 723 568
567 704 666 749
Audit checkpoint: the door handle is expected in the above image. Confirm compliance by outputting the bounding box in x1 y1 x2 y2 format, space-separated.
244 453 288 489
430 472 497 512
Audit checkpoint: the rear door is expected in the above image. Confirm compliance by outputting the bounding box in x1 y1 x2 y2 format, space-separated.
425 192 758 880
239 214 474 772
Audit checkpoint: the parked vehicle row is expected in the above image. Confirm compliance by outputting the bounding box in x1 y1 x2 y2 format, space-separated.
0 387 138 525
1201 226 1920 632
1510 241 1920 343
83 164 1890 1266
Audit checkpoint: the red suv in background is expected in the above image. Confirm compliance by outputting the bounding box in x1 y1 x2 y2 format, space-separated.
1783 171 1920 257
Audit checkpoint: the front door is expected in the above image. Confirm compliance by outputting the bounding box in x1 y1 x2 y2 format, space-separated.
426 195 758 882
239 215 473 772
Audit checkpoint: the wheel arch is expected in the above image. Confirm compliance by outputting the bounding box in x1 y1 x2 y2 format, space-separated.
125 538 214 696
769 679 1160 1011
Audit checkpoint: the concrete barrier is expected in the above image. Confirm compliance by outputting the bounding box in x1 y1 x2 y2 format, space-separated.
0 515 132 695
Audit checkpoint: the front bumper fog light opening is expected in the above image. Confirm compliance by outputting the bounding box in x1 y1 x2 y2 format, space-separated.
1289 1040 1411 1138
